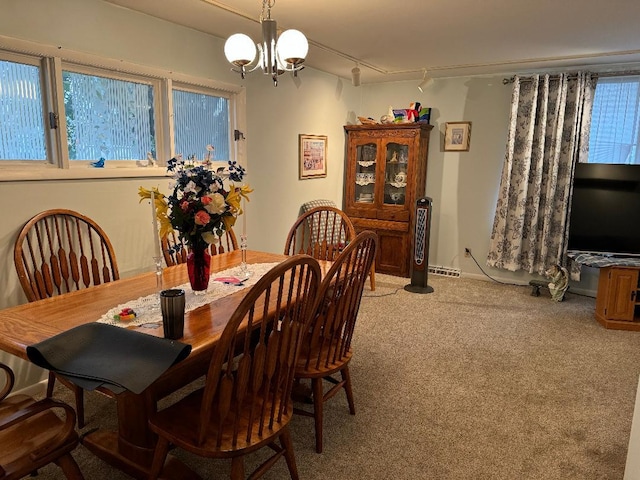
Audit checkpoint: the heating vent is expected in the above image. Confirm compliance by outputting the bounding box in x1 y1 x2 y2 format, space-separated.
428 265 461 278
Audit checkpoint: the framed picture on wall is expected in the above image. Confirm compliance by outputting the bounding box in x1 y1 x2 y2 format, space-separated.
444 122 472 152
299 134 328 179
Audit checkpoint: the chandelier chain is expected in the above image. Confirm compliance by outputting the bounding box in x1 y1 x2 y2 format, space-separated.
260 0 275 21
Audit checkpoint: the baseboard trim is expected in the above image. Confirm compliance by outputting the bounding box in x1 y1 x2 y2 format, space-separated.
461 272 597 298
11 379 47 398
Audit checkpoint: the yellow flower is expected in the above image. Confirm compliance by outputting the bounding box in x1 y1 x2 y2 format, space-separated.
222 215 236 231
138 186 173 238
226 184 253 216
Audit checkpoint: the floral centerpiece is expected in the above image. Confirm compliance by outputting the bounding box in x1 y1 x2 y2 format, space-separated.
139 154 252 292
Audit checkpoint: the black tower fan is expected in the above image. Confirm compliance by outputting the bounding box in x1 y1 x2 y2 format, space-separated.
404 197 434 294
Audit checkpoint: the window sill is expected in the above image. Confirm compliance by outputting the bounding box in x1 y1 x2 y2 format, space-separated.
0 166 171 182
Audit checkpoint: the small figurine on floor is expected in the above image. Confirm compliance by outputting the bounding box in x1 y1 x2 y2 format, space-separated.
545 264 569 302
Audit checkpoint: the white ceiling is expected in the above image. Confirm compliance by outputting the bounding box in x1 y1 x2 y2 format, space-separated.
104 0 640 84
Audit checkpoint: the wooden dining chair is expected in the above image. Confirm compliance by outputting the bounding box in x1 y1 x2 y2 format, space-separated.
148 255 322 480
287 202 376 290
284 205 355 260
0 361 84 480
293 230 377 453
161 228 238 267
13 208 120 428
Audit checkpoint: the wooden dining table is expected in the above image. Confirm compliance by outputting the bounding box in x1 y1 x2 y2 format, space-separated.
0 250 329 480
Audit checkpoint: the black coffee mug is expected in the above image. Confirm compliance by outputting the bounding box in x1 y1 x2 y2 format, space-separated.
159 289 185 339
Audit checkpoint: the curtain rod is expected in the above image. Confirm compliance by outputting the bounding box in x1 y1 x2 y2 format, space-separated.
502 70 640 85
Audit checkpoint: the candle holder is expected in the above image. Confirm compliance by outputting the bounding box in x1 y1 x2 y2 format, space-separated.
238 234 252 279
153 256 164 292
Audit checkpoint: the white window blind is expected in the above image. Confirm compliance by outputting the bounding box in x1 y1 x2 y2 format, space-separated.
172 88 230 161
0 59 46 160
588 76 640 164
63 71 156 161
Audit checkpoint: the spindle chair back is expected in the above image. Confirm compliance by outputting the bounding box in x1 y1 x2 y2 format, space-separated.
148 255 321 480
294 230 377 453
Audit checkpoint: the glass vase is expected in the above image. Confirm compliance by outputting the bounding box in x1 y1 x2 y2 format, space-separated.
187 245 211 294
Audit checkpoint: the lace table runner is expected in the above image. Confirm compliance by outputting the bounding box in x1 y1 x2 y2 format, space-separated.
98 263 280 328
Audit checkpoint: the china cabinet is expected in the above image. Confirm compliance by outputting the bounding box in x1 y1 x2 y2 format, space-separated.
343 123 432 277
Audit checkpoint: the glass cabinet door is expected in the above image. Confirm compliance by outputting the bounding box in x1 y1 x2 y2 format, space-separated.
354 142 377 205
383 142 409 206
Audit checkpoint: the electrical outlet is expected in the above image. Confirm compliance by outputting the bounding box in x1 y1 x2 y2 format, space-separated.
464 248 471 258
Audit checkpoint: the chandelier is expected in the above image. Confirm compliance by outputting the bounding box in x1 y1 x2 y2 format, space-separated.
223 0 309 87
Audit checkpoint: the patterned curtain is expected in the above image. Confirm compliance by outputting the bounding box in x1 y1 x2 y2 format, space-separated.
487 72 598 275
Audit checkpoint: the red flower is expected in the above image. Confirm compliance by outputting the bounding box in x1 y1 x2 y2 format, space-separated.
180 200 190 212
194 210 211 226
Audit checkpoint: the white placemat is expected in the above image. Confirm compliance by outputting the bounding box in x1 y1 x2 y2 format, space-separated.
98 262 280 328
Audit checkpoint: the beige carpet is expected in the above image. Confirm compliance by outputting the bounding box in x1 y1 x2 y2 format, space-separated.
33 274 640 479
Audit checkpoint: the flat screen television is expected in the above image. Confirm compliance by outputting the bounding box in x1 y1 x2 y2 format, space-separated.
568 163 640 256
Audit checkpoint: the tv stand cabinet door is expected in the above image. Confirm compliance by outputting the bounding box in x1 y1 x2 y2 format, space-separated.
599 267 639 321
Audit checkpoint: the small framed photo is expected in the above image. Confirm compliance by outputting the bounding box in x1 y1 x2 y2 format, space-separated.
299 134 328 179
444 122 472 152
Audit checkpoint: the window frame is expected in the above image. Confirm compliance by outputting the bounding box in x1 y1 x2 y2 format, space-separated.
57 62 164 170
0 36 245 182
0 50 52 166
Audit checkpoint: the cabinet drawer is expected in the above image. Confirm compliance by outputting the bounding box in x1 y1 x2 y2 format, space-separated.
352 218 409 233
345 205 377 220
377 209 410 222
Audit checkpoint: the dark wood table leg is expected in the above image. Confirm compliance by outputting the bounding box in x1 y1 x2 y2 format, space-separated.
81 391 201 480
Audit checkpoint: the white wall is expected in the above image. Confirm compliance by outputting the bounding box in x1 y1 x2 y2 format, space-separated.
0 0 243 389
243 73 534 285
0 0 599 390
0 0 245 312
357 78 600 291
359 78 513 278
0 0 599 307
243 73 601 291
243 72 360 256
0 0 361 390
1 0 238 82
625 375 640 479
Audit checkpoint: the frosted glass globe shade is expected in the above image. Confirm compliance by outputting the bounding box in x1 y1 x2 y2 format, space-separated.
224 34 257 65
276 29 308 63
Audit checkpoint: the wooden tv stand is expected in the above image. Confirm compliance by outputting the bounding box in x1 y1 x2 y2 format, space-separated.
595 266 640 331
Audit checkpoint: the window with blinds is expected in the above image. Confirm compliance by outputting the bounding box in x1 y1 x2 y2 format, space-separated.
63 70 156 161
173 87 230 162
588 76 640 164
0 58 47 161
0 46 240 176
